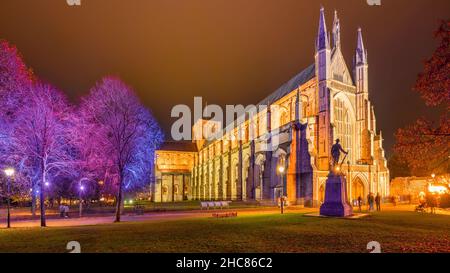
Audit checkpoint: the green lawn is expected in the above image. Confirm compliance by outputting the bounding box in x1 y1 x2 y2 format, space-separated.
0 211 449 253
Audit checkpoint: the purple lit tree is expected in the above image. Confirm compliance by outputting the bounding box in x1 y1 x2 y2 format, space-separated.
0 40 33 155
0 40 35 215
79 77 163 222
10 82 75 227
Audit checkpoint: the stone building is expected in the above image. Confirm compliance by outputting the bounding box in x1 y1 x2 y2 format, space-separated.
153 142 197 202
153 8 390 206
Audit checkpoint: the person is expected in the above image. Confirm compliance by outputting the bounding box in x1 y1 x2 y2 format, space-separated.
331 139 348 168
59 204 65 218
426 193 436 214
357 196 362 212
391 195 397 206
64 205 70 218
375 193 381 211
369 193 375 211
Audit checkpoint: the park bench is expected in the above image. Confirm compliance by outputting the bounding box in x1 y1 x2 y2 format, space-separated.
200 201 231 210
200 202 208 210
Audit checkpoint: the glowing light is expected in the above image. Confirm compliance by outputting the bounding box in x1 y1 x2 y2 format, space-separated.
278 166 285 174
129 200 133 204
335 166 341 172
431 173 436 179
45 182 50 187
428 184 448 195
80 185 85 191
4 168 15 177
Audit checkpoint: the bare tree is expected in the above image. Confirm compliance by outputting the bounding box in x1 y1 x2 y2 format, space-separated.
79 76 163 222
10 82 74 227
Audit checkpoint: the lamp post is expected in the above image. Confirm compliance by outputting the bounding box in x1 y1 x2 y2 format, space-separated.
278 165 285 214
4 168 15 228
79 184 85 218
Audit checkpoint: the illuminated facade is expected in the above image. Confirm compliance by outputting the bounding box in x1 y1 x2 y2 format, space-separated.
153 8 389 206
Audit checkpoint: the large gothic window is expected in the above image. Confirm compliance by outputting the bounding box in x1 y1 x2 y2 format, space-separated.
334 98 353 162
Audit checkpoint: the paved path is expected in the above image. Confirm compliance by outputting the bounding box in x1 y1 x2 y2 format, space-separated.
0 207 316 229
2 204 448 229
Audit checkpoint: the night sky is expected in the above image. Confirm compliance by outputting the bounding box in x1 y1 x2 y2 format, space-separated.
0 0 449 156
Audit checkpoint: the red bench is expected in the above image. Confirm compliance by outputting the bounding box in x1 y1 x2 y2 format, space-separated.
212 212 238 218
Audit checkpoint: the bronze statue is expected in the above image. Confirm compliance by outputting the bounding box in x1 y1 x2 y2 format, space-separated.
331 139 348 167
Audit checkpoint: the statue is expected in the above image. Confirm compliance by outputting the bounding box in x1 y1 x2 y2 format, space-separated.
331 139 348 167
320 138 353 217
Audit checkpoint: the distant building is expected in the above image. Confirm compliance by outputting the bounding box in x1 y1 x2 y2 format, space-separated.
153 8 389 206
390 177 429 203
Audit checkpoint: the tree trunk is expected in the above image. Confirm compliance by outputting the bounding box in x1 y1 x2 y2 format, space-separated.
40 166 46 227
31 191 36 217
40 185 46 227
115 173 123 222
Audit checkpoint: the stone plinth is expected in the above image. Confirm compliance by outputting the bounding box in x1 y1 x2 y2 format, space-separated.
320 172 353 217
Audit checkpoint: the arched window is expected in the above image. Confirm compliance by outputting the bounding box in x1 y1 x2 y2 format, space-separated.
334 98 353 162
280 110 289 126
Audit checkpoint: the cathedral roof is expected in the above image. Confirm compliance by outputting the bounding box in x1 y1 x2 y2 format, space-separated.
158 141 198 153
202 63 316 148
257 63 315 107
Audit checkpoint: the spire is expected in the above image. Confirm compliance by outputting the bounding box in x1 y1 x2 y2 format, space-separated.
332 10 341 48
316 7 330 51
355 27 367 64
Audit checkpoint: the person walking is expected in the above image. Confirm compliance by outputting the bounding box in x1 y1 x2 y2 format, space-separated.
357 196 362 212
369 193 375 211
426 193 436 214
375 193 381 211
64 205 70 218
59 204 65 218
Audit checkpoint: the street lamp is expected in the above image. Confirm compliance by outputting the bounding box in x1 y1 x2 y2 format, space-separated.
4 168 15 228
278 165 285 214
79 184 85 218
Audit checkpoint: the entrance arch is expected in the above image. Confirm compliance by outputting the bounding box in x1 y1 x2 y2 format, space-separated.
319 183 325 204
352 177 365 204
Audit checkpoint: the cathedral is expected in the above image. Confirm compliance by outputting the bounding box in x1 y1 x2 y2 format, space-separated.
152 8 390 207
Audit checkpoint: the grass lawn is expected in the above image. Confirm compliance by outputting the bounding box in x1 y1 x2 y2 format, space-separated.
0 210 449 253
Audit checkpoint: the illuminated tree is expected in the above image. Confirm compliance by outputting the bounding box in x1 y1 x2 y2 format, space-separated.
394 21 450 176
10 82 75 227
0 40 33 154
79 77 163 222
414 20 449 108
0 40 35 214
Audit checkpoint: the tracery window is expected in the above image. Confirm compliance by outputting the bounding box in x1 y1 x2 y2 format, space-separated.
334 98 353 162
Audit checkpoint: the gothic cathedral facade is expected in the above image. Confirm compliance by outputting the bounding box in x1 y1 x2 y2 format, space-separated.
153 8 390 206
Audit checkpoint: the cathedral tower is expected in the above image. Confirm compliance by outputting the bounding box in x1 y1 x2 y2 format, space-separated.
354 28 373 163
316 7 332 170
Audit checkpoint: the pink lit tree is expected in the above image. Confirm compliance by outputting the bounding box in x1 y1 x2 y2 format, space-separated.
79 77 163 222
10 82 75 227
